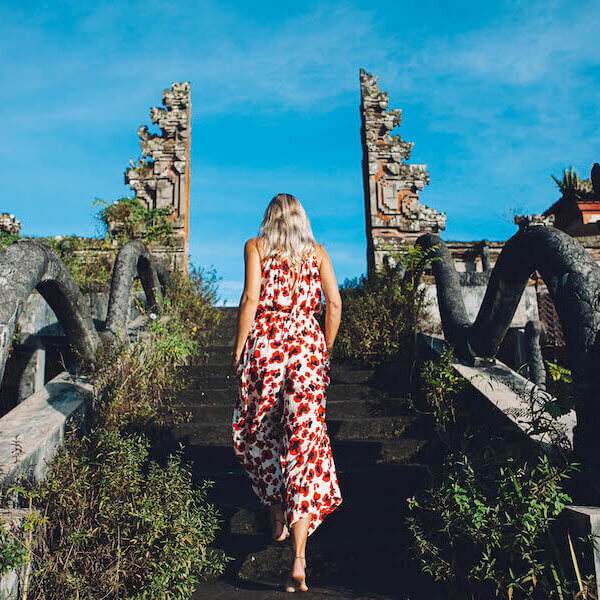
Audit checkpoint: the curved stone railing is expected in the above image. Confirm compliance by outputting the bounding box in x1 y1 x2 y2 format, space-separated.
0 238 166 387
412 225 600 472
105 239 164 335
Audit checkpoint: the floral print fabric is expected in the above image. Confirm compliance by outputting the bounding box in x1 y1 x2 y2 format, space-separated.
232 245 342 536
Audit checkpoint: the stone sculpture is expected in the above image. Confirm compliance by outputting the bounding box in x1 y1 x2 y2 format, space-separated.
0 239 166 386
411 226 600 476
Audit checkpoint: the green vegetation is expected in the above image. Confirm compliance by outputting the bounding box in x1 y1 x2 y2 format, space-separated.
0 230 20 249
42 235 116 293
91 267 221 431
552 166 586 201
334 243 437 366
95 197 176 246
1 261 226 599
412 347 466 431
407 454 577 599
32 428 226 599
407 349 591 599
0 522 27 576
0 197 180 293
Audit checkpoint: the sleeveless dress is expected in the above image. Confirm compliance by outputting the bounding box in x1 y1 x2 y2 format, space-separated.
232 245 343 536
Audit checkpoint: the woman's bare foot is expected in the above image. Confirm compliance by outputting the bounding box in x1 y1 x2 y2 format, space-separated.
269 503 289 542
285 556 308 592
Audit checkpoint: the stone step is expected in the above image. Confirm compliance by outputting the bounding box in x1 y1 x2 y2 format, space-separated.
220 528 437 593
329 364 376 385
184 399 402 422
211 310 239 346
178 378 398 403
150 435 429 474
175 390 408 414
202 464 430 520
191 356 377 386
170 415 422 446
192 578 410 600
206 345 239 366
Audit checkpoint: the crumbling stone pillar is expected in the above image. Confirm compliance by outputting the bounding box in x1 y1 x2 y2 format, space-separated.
125 82 191 273
359 69 446 273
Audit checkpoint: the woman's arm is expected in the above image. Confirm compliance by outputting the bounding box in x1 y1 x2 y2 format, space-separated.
232 238 262 369
317 245 342 356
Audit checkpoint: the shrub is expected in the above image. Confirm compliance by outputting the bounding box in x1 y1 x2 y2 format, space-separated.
334 243 436 366
407 453 575 599
31 427 227 600
90 265 221 429
413 347 466 431
0 230 20 249
90 334 188 430
0 524 27 576
43 235 115 293
96 197 176 246
21 255 228 599
161 265 222 353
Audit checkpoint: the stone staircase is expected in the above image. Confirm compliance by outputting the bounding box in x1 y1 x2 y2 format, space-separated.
165 308 445 599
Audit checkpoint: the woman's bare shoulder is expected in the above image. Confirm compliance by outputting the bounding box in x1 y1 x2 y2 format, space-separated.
313 243 328 267
245 237 265 261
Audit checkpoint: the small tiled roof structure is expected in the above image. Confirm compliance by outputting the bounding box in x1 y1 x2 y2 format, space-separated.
543 163 600 236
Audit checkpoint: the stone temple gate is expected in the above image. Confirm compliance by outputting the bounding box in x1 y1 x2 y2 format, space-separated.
125 82 192 272
360 69 446 273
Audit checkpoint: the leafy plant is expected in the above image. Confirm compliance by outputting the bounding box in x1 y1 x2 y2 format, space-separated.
407 453 575 599
7 254 229 599
0 522 27 576
95 197 176 246
161 265 222 353
552 166 590 202
334 243 436 366
0 230 20 249
414 347 466 431
89 265 221 430
31 427 228 600
42 235 116 293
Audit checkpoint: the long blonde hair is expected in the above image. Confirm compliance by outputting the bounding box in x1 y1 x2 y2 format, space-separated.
258 194 317 264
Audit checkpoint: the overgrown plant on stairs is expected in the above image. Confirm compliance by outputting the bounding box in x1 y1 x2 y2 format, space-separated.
10 264 229 600
333 242 437 367
406 349 593 599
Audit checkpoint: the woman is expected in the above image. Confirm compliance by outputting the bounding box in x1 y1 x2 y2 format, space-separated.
231 193 343 593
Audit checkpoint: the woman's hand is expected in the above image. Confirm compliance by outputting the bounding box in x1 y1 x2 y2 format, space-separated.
325 345 334 365
231 350 241 375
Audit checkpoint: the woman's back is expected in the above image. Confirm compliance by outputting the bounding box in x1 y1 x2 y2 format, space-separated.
255 240 323 317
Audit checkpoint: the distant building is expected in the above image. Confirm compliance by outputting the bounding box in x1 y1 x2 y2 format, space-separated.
543 163 600 237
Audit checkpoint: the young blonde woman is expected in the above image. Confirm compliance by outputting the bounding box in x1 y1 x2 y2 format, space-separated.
231 193 343 593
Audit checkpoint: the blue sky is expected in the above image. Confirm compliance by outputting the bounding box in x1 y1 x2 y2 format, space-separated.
2 1 599 304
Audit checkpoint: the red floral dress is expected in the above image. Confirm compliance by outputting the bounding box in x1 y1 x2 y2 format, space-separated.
232 245 342 536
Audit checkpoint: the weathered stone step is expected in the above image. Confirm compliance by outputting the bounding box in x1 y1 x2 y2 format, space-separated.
171 415 421 446
206 345 239 365
227 527 438 594
184 399 400 422
210 307 238 345
329 364 375 385
182 362 376 387
202 464 429 521
178 380 397 404
155 437 428 477
192 578 405 600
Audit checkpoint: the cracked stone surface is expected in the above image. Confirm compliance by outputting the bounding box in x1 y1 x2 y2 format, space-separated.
414 225 600 478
